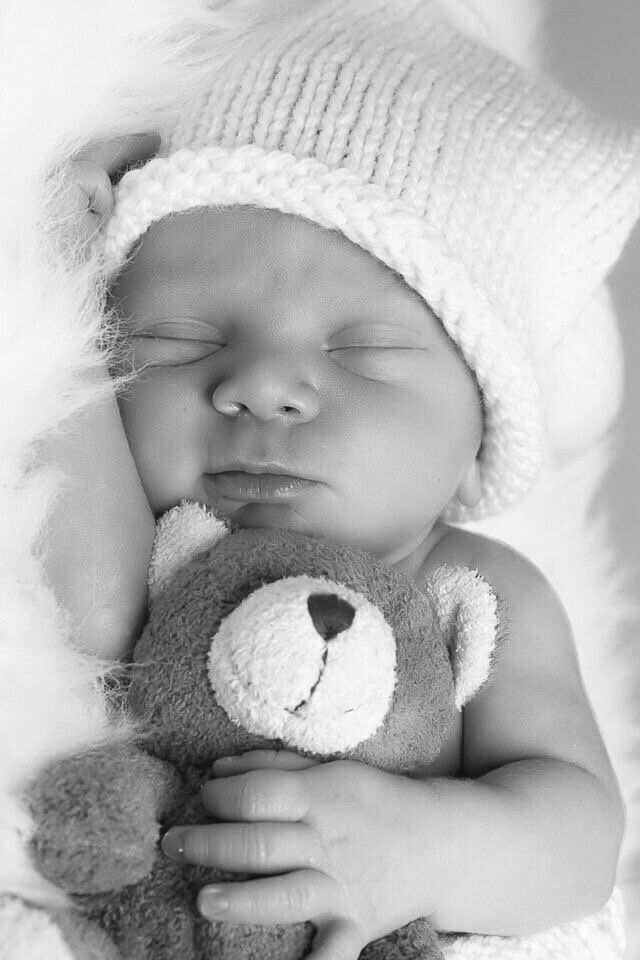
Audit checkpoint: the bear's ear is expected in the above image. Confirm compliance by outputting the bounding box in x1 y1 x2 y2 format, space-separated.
148 500 230 603
423 565 498 710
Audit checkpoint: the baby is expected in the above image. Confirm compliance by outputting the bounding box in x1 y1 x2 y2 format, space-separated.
51 1 640 956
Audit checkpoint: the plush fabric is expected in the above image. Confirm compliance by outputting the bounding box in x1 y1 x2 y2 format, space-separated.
27 523 490 959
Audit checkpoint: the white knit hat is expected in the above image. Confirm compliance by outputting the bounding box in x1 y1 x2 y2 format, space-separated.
101 0 640 520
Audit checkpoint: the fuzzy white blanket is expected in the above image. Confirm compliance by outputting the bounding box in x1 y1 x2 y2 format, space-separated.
1 1 638 958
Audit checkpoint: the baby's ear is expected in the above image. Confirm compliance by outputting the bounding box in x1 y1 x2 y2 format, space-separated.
455 459 483 508
148 501 230 603
423 565 498 709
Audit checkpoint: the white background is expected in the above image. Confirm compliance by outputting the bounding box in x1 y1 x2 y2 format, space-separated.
544 0 640 613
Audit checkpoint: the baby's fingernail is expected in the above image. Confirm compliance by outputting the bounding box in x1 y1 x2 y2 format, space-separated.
161 827 188 861
198 886 229 917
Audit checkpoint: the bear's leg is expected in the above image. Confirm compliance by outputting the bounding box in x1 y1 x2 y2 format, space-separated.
195 917 315 960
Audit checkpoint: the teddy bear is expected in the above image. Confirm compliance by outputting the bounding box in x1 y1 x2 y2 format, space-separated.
25 502 498 960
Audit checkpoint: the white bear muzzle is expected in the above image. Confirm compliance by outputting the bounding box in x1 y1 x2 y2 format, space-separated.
207 575 397 753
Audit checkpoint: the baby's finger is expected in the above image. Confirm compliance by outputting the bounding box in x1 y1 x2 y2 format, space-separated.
202 769 311 822
162 821 321 873
71 160 114 219
213 750 319 776
309 918 365 960
76 132 161 178
197 869 337 925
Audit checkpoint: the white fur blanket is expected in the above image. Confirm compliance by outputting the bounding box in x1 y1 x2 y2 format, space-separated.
1 1 638 957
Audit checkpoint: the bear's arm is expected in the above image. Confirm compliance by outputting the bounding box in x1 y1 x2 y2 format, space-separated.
26 740 181 894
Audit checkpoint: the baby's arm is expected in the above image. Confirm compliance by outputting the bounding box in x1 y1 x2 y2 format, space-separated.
40 135 160 660
423 538 624 933
39 376 155 660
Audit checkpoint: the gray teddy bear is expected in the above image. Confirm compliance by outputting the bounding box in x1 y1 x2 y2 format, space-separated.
26 502 497 960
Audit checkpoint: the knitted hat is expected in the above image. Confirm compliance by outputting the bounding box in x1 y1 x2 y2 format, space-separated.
101 0 640 520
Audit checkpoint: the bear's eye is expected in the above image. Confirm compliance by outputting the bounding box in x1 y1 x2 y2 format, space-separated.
307 593 355 640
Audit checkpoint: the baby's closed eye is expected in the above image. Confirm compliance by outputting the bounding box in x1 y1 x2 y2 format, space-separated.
326 323 431 375
128 318 225 365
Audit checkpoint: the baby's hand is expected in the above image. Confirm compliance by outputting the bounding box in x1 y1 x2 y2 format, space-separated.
63 133 160 246
64 158 113 245
162 750 438 960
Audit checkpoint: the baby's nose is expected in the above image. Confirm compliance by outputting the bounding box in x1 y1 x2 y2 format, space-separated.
212 366 320 423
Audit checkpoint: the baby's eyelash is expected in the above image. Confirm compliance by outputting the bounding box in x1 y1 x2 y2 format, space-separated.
327 324 431 351
130 332 222 343
329 344 417 350
128 318 225 342
126 332 224 368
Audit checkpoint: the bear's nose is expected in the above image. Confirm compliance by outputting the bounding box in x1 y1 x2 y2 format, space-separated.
307 593 356 640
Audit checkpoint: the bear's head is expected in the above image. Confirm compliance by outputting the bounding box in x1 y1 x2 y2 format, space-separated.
130 503 498 777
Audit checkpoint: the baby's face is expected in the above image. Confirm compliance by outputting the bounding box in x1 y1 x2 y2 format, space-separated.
110 207 482 565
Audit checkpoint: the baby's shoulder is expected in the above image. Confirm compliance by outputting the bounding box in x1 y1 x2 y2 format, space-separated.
424 524 539 583
422 525 569 631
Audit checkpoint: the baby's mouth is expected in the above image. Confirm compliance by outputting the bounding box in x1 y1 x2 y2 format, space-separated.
205 471 317 503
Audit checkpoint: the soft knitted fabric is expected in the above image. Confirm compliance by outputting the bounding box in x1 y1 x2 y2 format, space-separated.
101 0 640 520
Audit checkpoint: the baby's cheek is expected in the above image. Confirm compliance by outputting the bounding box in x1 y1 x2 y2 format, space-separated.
117 381 192 513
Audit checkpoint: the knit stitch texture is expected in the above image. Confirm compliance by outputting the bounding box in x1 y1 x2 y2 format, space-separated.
102 0 640 521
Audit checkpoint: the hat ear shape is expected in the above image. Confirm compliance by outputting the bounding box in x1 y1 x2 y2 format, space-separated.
148 500 230 602
536 284 624 465
423 565 498 710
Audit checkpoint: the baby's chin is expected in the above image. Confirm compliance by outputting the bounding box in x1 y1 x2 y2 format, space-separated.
214 502 402 564
216 501 369 553
171 492 419 562
222 501 321 535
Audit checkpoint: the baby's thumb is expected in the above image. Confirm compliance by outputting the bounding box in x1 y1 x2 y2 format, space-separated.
310 918 364 960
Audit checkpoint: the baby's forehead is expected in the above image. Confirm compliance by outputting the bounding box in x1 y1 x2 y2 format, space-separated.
111 205 429 316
